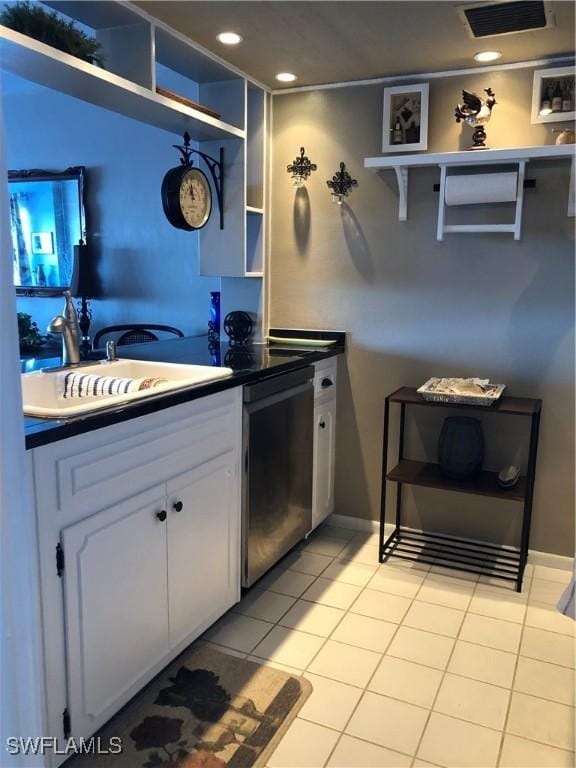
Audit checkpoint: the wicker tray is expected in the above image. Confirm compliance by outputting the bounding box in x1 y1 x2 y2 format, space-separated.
417 378 506 406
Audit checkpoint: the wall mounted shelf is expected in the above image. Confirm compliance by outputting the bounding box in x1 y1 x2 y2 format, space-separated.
364 145 575 226
0 26 245 141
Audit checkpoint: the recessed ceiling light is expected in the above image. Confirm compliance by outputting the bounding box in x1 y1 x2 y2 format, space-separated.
216 31 243 45
275 72 297 83
473 51 503 63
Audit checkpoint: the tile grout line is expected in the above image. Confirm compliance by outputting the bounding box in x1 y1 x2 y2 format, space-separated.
495 565 533 767
407 567 478 766
319 558 438 766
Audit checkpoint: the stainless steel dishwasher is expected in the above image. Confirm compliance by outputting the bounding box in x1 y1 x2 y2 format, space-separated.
242 365 314 587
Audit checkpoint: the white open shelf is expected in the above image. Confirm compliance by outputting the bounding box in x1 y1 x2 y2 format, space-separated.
0 26 245 141
365 145 575 228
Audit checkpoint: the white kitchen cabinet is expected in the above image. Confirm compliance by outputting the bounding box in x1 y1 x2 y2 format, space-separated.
311 358 338 532
31 388 242 763
61 487 169 739
167 454 239 650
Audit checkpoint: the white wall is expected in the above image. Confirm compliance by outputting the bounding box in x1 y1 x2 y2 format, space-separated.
4 72 220 339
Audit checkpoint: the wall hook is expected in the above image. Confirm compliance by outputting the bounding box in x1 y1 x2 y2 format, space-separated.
326 162 358 204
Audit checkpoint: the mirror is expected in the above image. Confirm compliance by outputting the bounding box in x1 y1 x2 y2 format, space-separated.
9 166 86 296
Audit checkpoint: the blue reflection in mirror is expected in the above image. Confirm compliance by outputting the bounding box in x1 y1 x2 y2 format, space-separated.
9 167 86 295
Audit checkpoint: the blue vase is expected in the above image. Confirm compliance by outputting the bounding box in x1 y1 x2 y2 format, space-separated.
209 291 220 337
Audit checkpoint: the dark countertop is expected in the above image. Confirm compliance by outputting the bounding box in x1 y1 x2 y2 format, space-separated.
24 333 345 450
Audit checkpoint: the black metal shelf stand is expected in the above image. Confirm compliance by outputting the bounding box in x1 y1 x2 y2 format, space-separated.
379 387 542 592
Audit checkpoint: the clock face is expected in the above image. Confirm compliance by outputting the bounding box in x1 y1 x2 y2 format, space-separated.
179 168 212 229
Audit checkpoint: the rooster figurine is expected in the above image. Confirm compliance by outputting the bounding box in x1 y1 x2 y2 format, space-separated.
454 88 497 149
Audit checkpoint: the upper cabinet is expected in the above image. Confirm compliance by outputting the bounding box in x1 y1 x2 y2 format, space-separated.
0 1 268 281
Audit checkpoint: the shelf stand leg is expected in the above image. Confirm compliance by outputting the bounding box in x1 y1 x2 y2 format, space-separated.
379 397 390 563
517 409 541 591
395 403 406 530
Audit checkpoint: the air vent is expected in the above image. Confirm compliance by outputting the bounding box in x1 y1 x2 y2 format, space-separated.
460 1 553 38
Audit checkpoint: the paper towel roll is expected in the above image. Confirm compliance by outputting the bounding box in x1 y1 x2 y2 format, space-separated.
444 172 518 206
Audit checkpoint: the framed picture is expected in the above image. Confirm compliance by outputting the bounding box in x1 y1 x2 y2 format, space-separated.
31 231 54 255
383 83 429 153
531 66 575 124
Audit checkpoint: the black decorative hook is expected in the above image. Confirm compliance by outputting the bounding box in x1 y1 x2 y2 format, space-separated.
287 146 317 185
173 131 193 166
326 162 358 204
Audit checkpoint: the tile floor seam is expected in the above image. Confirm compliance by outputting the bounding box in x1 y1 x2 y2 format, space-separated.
313 561 418 766
294 712 417 764
411 590 476 765
321 571 424 764
495 574 531 767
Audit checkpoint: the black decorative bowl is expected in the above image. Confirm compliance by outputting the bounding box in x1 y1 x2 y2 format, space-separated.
223 311 253 345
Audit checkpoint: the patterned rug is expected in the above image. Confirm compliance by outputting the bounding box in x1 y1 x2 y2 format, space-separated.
70 644 312 768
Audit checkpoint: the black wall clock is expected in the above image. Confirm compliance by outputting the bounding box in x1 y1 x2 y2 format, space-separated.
161 164 212 231
161 132 225 231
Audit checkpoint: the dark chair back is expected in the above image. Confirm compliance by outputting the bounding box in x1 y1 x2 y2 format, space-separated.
93 324 184 350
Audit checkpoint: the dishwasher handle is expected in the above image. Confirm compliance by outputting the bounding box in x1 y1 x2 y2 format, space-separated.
243 365 314 403
244 380 313 414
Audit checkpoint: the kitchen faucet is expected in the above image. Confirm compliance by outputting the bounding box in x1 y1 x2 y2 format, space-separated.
48 291 81 366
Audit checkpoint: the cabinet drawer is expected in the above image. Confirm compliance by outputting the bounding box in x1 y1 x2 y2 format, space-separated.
33 388 242 522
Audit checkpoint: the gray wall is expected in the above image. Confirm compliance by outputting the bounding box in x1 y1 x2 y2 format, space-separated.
271 67 575 556
4 73 219 339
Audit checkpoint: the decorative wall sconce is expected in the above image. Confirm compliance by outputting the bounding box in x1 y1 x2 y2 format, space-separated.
326 162 358 204
287 147 317 186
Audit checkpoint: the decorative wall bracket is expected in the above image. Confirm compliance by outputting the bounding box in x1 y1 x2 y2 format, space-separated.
175 132 225 229
326 161 358 204
287 147 317 186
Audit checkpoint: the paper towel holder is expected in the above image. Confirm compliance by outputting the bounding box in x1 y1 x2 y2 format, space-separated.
436 161 527 242
433 179 536 192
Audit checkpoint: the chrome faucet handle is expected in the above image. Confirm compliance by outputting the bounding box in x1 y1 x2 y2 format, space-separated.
106 340 118 361
47 315 66 334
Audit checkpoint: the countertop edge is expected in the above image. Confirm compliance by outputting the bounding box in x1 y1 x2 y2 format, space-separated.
24 345 343 450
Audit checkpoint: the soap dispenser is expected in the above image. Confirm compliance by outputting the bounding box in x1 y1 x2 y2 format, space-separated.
63 290 81 362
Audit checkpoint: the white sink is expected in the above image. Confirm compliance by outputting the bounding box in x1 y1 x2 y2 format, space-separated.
22 358 233 419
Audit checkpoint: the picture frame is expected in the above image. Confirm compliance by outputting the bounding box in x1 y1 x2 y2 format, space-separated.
531 66 575 124
31 231 54 255
382 83 429 153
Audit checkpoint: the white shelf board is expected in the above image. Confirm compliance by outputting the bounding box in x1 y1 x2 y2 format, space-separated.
0 26 245 141
364 144 575 169
364 144 575 222
246 206 264 215
244 271 263 278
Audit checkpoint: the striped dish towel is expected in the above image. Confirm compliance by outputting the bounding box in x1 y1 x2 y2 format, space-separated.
59 371 169 399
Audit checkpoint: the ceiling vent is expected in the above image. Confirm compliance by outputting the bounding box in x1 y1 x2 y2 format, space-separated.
458 1 555 38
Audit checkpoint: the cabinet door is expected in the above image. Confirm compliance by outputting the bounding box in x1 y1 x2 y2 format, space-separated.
61 487 169 739
312 399 336 531
166 451 239 650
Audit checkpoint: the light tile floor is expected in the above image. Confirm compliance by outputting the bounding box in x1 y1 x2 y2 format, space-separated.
202 523 575 767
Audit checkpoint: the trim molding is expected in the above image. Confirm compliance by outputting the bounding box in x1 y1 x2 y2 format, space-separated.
272 55 575 96
329 514 574 571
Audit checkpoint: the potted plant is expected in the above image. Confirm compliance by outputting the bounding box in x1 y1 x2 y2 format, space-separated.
0 2 104 66
18 312 46 355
